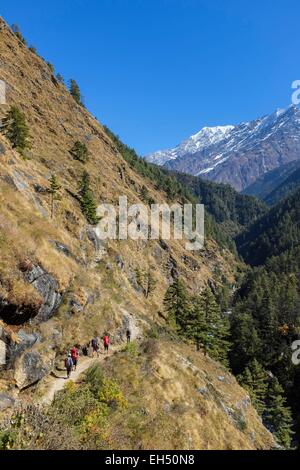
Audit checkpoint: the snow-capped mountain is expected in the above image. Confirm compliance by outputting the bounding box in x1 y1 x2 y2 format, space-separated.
146 125 234 165
145 106 300 191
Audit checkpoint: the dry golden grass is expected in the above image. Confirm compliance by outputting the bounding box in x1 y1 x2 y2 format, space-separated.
97 338 275 450
0 17 272 450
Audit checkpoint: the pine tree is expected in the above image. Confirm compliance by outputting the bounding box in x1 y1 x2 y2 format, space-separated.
140 185 149 202
56 73 64 84
47 62 55 74
69 79 82 105
185 294 207 351
184 287 231 366
215 315 231 367
145 270 157 298
259 289 279 365
70 141 89 163
11 24 26 45
1 106 30 152
49 174 62 219
163 278 189 331
29 46 37 54
265 378 293 448
79 171 99 225
229 310 262 374
238 359 268 415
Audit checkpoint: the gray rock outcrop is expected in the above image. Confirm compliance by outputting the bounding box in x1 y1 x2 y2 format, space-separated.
25 264 62 323
14 349 55 389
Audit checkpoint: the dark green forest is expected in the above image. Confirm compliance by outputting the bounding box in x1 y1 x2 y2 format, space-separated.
172 171 267 235
232 188 300 447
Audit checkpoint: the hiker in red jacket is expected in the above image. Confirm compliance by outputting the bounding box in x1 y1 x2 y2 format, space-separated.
70 346 79 371
103 334 110 354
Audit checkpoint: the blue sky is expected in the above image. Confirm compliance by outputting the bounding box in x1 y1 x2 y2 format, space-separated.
1 0 299 154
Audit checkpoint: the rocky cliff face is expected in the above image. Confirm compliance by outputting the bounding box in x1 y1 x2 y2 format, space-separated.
0 17 275 449
145 107 300 192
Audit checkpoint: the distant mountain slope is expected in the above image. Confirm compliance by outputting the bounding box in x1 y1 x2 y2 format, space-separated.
145 107 300 192
242 159 300 201
236 188 300 266
264 166 300 206
171 172 267 236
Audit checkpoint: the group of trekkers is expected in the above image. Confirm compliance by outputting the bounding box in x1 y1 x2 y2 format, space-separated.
64 329 131 379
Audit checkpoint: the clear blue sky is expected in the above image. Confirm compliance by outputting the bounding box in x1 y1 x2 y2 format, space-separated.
1 0 299 154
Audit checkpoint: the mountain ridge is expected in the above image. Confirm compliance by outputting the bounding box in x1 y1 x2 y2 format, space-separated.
145 106 300 191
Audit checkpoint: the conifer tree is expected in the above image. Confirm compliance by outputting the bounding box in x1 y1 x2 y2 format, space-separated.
238 359 268 415
1 106 30 152
215 315 231 367
79 171 99 225
49 174 62 219
46 62 54 74
56 73 65 84
29 46 37 54
11 24 26 45
70 141 89 163
183 287 231 366
145 270 157 298
259 290 279 365
229 311 262 373
163 278 189 331
265 378 293 449
69 79 82 105
185 295 207 351
140 185 149 202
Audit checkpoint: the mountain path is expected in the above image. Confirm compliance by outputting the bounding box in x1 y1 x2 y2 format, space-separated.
40 347 120 406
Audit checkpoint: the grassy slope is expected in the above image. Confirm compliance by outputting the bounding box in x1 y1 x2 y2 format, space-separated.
0 17 274 449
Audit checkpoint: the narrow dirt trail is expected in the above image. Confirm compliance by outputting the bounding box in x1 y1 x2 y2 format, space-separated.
40 348 118 406
40 314 141 406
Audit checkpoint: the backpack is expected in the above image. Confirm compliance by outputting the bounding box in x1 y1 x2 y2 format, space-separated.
66 357 73 368
71 347 78 358
92 338 98 348
103 335 109 346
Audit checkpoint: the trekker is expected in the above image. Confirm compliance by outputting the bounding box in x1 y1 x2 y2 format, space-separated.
126 329 131 343
103 334 110 354
65 353 73 379
91 336 100 357
70 346 79 370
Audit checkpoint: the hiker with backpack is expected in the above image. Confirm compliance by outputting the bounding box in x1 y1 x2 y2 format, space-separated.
126 329 131 343
91 336 100 357
103 333 110 354
65 353 73 379
70 345 79 371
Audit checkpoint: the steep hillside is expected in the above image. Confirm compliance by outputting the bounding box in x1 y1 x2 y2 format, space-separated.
264 166 300 206
236 188 300 266
0 337 275 450
0 17 275 450
243 159 300 203
145 107 300 192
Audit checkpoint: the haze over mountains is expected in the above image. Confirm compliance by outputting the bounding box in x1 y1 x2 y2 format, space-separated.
145 106 300 192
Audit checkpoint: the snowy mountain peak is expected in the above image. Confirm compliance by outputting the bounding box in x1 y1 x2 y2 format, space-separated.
191 125 235 142
144 106 300 191
145 124 234 165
